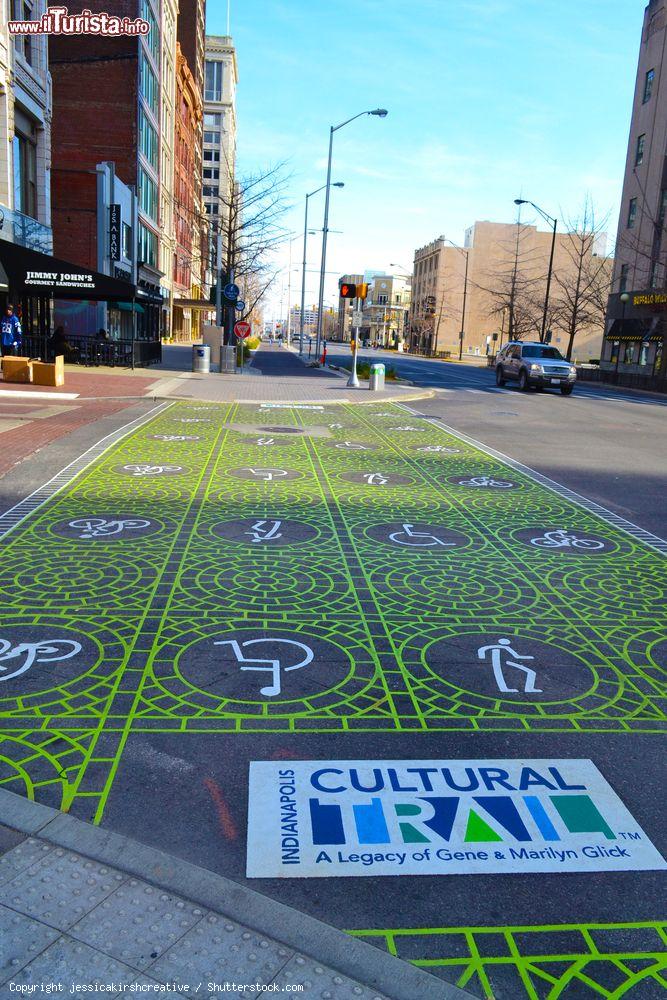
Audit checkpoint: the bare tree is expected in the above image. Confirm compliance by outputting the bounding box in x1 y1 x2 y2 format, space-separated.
550 199 613 360
477 222 544 341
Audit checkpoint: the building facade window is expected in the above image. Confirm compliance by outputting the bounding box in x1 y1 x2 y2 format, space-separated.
203 168 219 180
205 60 223 101
204 112 221 130
138 166 158 222
12 0 34 65
623 342 636 365
639 341 650 366
140 0 159 62
654 340 663 375
203 131 218 144
203 149 220 162
619 263 630 292
138 223 157 269
12 128 37 219
635 133 645 166
140 52 158 115
643 68 655 103
122 222 132 260
139 108 158 171
627 197 637 228
609 340 620 365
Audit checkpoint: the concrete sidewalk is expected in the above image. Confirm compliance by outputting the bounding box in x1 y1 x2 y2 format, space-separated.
0 791 470 1000
149 344 434 404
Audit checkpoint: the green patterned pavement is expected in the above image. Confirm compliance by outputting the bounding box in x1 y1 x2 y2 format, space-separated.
0 400 665 819
348 921 667 999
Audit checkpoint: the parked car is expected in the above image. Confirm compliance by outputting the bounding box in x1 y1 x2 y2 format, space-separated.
494 342 577 395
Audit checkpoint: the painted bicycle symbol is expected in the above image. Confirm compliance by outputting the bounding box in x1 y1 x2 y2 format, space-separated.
67 517 152 539
477 638 542 694
458 475 515 489
530 529 605 551
244 519 283 543
151 435 200 442
214 638 314 698
121 464 183 477
0 638 82 683
418 445 460 454
388 523 456 547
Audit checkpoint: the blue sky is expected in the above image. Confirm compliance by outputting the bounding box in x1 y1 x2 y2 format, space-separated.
207 0 645 315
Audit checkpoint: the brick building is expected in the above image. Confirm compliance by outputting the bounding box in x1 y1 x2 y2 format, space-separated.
49 0 167 342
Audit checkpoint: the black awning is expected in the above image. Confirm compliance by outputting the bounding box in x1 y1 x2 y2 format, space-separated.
606 317 662 341
0 238 137 302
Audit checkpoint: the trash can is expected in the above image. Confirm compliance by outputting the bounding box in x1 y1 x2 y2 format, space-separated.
369 363 385 391
192 344 211 374
220 345 237 374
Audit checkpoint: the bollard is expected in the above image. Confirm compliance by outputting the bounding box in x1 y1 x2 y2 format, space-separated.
369 363 385 391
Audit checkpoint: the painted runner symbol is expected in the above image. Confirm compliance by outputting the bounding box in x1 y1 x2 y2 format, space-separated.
363 473 389 485
477 638 542 693
244 519 283 543
214 638 314 697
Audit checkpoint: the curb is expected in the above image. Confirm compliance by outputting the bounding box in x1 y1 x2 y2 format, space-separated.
0 789 473 1000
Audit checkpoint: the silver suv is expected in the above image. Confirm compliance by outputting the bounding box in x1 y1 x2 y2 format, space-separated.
494 342 577 395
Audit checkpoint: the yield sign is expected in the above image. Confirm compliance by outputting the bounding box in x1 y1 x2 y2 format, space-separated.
234 321 252 340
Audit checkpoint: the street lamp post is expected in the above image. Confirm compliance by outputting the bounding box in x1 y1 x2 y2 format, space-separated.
300 183 343 356
314 108 388 360
514 198 557 343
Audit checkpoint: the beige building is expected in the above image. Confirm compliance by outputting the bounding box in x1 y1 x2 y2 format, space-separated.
602 0 667 384
0 0 52 260
361 274 411 346
410 222 611 363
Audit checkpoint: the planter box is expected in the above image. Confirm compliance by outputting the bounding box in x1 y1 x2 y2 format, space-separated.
2 356 33 383
32 356 65 387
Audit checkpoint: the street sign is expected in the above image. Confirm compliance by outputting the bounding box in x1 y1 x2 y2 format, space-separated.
352 311 363 326
224 283 240 301
234 320 251 340
235 299 246 312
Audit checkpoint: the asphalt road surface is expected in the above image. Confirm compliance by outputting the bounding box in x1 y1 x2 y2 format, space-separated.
0 391 665 999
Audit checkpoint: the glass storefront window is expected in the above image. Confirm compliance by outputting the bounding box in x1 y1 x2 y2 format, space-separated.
654 341 663 376
622 342 636 365
609 341 619 365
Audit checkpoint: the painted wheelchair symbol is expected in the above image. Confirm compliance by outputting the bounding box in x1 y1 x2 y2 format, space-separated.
66 517 151 539
244 519 283 543
0 638 82 683
121 464 183 477
477 638 542 694
530 529 605 551
458 475 515 489
214 638 314 698
388 523 456 548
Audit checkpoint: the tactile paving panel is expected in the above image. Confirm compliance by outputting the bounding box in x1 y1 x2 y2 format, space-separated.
148 911 293 985
0 903 59 983
272 954 390 999
71 878 204 970
0 848 124 930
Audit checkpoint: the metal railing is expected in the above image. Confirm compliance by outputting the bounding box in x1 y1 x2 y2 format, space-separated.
21 335 161 367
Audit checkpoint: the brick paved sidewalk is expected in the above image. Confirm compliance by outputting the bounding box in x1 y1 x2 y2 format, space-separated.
0 794 467 1000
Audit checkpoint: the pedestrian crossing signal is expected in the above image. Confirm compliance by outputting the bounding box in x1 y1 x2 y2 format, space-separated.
339 282 357 299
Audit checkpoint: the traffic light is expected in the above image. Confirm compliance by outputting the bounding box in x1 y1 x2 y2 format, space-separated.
356 283 369 300
339 282 357 299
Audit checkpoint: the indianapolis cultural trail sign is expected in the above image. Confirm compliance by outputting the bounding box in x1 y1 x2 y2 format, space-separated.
246 758 666 878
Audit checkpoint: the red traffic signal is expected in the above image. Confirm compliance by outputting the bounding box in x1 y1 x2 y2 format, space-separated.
339 282 357 299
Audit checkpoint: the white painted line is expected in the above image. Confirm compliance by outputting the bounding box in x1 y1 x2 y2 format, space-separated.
399 403 667 555
0 389 80 400
0 401 172 540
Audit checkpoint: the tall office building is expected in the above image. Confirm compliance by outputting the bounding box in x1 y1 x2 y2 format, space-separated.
203 36 238 233
159 0 178 339
602 0 667 384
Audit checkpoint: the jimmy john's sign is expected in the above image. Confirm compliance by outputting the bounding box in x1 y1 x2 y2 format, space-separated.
25 270 97 291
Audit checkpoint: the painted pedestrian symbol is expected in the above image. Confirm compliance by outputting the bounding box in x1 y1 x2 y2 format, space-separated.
66 517 151 539
530 529 605 551
0 638 82 683
255 438 276 446
119 464 183 477
245 519 283 543
214 638 314 698
364 473 389 485
457 475 515 489
388 523 456 547
477 638 542 693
